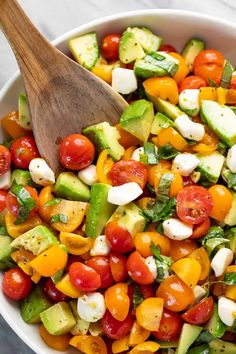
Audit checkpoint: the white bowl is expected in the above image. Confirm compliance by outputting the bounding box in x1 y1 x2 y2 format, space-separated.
1 9 236 354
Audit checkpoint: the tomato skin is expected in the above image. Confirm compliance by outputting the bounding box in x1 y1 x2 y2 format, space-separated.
159 44 177 53
179 75 207 93
182 297 214 325
101 34 121 61
191 216 210 239
153 309 183 341
85 256 114 289
126 251 154 285
0 145 11 176
0 190 7 212
6 186 39 218
193 49 224 85
59 134 95 171
2 268 32 300
100 310 134 339
182 176 195 187
110 252 128 282
110 160 148 189
176 186 213 225
105 221 134 253
208 185 233 222
69 262 101 292
10 137 39 169
139 284 155 299
43 278 69 302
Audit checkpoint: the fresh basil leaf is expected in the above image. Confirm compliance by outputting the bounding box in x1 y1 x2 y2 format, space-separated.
186 139 198 146
224 272 236 285
44 198 61 207
217 141 228 156
156 222 164 235
0 225 8 235
146 182 155 195
133 284 144 308
201 226 229 255
208 78 219 87
150 243 162 261
150 242 173 283
158 144 179 160
144 197 176 223
157 172 174 197
50 214 68 224
143 142 159 164
195 331 215 344
2 138 13 149
11 184 37 224
137 80 147 99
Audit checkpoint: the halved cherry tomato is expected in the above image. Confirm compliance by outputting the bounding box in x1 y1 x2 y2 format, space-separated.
155 127 188 152
100 310 134 340
154 170 183 197
85 256 114 289
182 297 214 325
1 111 28 139
110 252 128 283
2 267 32 300
134 232 170 257
156 275 194 312
105 283 130 321
110 160 148 189
182 176 195 187
43 278 69 303
10 137 39 169
179 75 207 93
153 309 183 342
139 284 156 299
159 44 177 53
136 297 164 331
230 75 236 89
169 239 198 261
105 221 134 253
96 149 114 184
0 145 11 175
187 247 211 281
171 258 201 288
115 124 140 149
101 34 121 61
69 262 101 292
6 185 39 218
176 186 213 225
0 190 7 212
193 49 224 85
191 216 210 239
170 52 189 84
127 251 154 285
208 185 233 222
59 134 95 170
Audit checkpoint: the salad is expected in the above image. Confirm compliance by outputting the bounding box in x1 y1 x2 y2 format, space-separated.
0 25 236 354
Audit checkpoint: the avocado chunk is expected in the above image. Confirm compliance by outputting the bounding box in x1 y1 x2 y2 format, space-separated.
11 225 58 256
0 235 15 270
149 97 183 120
155 341 178 349
176 323 202 354
151 112 175 135
68 32 99 70
201 100 236 147
40 302 76 335
208 339 236 354
205 303 227 338
85 183 116 238
119 30 145 64
54 172 90 202
196 151 225 184
181 38 205 70
224 191 236 226
225 227 236 253
188 344 210 354
108 202 146 237
83 122 124 161
120 99 154 142
20 285 52 324
221 166 236 192
18 93 31 130
11 169 33 187
128 27 162 53
69 300 90 335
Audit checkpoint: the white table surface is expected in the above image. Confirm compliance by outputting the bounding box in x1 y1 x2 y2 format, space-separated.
0 0 236 352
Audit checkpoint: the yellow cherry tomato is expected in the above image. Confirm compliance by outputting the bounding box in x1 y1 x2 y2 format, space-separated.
171 258 202 288
208 185 233 222
155 126 188 152
122 146 137 161
112 336 129 353
91 64 113 84
96 149 114 184
129 341 160 354
105 283 130 321
59 232 93 256
134 231 170 257
70 335 107 354
129 321 150 347
187 247 211 281
143 76 179 104
39 324 71 351
136 297 164 331
154 170 183 197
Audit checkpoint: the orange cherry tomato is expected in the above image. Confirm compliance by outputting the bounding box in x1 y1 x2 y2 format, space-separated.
193 49 224 85
126 251 154 285
136 297 164 331
155 127 188 152
134 232 170 257
191 216 211 239
154 170 183 197
169 52 190 84
143 77 179 104
96 149 114 185
169 239 198 261
187 247 211 281
156 275 194 312
147 160 171 186
208 185 233 222
1 111 28 139
115 124 140 149
129 321 150 347
71 335 107 354
171 258 202 288
105 283 130 321
110 252 128 283
39 324 71 351
179 75 207 93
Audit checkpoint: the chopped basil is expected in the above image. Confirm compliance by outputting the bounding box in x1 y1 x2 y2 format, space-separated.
195 331 215 344
44 198 61 207
146 182 155 195
201 226 229 256
217 141 228 156
208 78 219 87
158 172 174 197
158 144 179 160
133 284 144 308
11 184 37 225
224 272 236 285
50 214 68 224
143 197 176 223
150 243 173 283
140 142 159 165
220 60 234 89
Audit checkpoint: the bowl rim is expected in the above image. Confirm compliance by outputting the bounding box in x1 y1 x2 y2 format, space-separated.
1 7 236 354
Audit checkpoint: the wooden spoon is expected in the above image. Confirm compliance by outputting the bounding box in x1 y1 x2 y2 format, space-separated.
0 0 128 173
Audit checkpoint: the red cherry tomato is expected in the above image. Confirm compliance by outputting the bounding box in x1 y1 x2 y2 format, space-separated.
193 49 224 85
191 216 211 239
110 160 148 189
69 262 101 292
10 137 39 169
59 134 95 171
176 186 213 225
182 297 214 325
153 309 183 341
101 34 121 61
159 44 177 53
2 268 32 300
179 75 207 93
65 255 83 271
0 190 7 212
100 310 134 339
230 76 236 89
43 278 69 302
140 284 156 299
105 221 134 253
6 185 39 218
85 256 114 289
182 176 195 187
126 251 154 285
0 145 11 176
110 252 128 283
